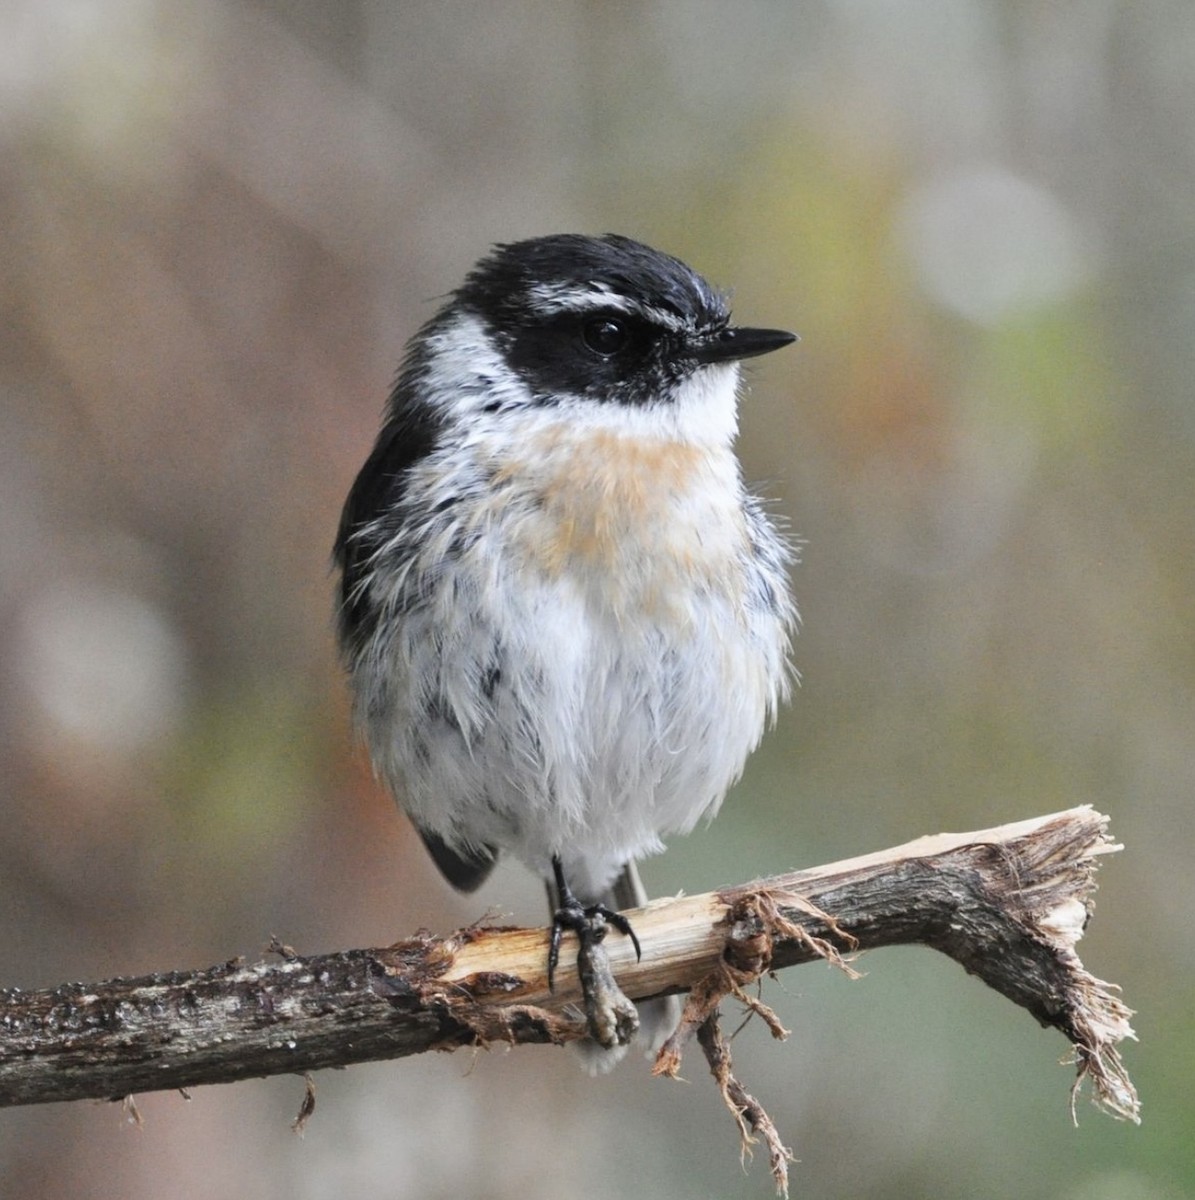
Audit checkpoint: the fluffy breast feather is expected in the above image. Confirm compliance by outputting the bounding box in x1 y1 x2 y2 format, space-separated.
492 423 754 626
348 410 793 886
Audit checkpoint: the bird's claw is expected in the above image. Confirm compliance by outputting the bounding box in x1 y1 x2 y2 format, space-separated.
547 879 642 1049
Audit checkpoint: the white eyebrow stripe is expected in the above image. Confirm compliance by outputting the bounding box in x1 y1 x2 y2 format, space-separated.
639 305 687 333
525 282 635 314
524 283 689 332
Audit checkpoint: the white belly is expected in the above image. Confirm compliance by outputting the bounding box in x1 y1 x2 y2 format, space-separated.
359 423 792 896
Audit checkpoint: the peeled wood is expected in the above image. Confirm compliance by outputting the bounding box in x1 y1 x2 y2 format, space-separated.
0 806 1138 1125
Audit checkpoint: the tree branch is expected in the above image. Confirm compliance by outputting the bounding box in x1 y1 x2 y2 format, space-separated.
0 805 1138 1142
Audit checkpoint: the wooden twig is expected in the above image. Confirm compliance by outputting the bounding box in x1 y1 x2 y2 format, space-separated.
0 805 1138 1153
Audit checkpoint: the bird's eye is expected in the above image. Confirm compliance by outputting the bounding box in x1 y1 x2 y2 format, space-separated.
581 316 630 357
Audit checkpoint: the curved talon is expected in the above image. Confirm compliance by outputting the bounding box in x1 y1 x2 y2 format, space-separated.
548 860 641 992
601 907 642 961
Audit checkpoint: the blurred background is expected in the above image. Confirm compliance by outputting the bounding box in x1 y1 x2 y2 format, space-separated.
1 1 1191 1197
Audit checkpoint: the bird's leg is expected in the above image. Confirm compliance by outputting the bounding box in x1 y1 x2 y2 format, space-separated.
547 859 643 987
548 858 642 1049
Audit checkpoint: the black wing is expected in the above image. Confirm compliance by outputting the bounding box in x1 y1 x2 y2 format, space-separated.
333 370 440 659
417 828 499 893
333 343 501 893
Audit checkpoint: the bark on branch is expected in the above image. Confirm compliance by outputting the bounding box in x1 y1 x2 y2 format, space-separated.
0 806 1139 1152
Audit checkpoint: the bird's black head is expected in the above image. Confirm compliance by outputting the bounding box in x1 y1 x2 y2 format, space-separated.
451 234 794 409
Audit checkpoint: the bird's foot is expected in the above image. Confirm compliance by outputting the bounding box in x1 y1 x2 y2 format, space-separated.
548 884 642 1049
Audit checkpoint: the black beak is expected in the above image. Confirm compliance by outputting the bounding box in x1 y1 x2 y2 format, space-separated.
691 326 798 365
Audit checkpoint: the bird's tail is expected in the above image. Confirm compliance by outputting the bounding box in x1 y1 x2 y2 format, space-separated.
553 860 683 1074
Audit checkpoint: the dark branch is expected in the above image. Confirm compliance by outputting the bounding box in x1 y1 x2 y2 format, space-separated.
0 806 1138 1133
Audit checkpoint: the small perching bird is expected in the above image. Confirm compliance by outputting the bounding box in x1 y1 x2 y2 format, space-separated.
334 233 797 1066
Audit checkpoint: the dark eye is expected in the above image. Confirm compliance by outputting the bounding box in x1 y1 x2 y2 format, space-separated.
581 316 630 357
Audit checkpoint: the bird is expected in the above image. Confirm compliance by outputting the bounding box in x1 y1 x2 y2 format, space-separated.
333 233 797 1067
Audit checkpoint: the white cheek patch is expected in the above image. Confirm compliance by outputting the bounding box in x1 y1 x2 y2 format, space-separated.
422 312 537 417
